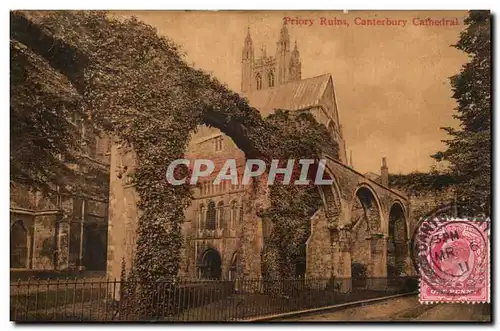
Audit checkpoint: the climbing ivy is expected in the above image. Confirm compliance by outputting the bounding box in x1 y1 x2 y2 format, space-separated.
20 11 340 316
261 110 339 282
389 171 455 196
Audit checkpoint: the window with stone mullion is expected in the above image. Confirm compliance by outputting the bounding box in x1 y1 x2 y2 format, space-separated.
206 200 216 230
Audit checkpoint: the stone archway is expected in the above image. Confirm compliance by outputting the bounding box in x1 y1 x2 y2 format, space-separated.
387 202 409 276
303 172 343 281
199 248 222 280
349 185 386 288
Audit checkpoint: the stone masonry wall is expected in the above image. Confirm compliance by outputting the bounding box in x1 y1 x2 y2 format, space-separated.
31 213 59 269
107 142 139 282
305 208 332 279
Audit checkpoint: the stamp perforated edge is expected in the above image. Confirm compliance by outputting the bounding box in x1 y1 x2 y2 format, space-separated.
417 218 491 304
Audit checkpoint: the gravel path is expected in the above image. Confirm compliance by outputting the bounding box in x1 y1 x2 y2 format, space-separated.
278 295 491 322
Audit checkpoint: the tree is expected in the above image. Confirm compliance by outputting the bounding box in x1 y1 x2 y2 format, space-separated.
432 11 491 215
10 11 107 198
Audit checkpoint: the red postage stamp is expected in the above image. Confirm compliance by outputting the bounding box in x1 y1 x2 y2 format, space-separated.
415 217 490 304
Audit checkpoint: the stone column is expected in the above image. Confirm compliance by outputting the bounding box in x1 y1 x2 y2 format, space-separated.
394 241 407 274
56 219 70 270
330 226 352 292
239 201 260 280
367 235 388 290
74 200 86 271
239 177 269 290
397 240 415 276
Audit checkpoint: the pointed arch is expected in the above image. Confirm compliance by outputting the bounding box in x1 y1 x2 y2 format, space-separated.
267 70 275 88
387 201 409 276
198 202 206 230
198 248 222 280
206 200 216 230
255 73 262 90
230 199 238 230
216 201 225 230
318 164 343 229
350 184 383 233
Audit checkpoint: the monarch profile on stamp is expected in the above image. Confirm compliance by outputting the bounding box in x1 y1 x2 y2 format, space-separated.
413 214 490 304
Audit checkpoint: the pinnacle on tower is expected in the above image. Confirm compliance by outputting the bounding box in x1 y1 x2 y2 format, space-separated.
292 40 299 55
245 26 252 44
280 20 289 39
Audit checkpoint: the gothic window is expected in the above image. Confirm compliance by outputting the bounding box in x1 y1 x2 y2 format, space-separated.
214 136 223 152
239 202 244 225
199 203 205 229
230 200 238 229
268 71 275 88
255 73 263 90
206 200 216 230
217 201 225 229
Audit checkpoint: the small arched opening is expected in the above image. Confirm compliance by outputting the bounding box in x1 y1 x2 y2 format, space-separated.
387 202 408 276
349 185 383 282
199 248 222 280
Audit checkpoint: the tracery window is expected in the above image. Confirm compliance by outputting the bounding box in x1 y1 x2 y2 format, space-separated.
256 73 263 90
199 203 205 230
268 70 275 88
239 202 244 225
214 136 223 152
217 201 225 229
230 200 238 229
206 200 216 230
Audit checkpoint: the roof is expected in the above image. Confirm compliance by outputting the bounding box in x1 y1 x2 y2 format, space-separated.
243 74 332 117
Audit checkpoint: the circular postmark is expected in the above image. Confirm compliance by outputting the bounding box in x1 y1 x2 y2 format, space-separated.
410 204 490 296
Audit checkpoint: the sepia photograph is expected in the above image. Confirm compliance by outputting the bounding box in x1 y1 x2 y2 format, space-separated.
9 9 492 322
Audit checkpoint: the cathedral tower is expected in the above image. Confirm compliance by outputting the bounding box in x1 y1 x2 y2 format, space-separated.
275 22 291 85
241 23 301 93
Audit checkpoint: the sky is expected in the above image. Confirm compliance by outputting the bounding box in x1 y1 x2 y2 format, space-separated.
115 10 469 174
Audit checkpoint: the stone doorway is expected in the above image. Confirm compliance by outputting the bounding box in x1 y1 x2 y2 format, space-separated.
199 248 222 280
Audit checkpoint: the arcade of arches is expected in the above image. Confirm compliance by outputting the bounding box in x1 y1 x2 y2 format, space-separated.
181 161 413 291
302 162 413 291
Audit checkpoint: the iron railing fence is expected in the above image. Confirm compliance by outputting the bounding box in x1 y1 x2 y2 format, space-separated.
10 276 418 322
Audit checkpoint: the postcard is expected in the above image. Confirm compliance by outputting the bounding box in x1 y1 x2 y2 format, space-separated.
10 10 491 322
